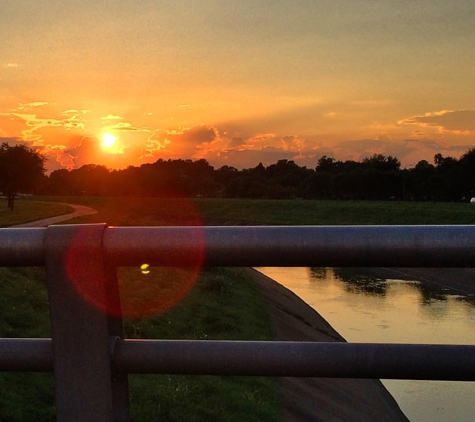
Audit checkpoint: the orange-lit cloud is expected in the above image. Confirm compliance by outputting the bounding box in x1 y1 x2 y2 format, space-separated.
399 110 475 134
146 126 219 159
1 96 474 173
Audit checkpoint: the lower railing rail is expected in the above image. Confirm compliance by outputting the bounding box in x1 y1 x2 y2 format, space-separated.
1 338 474 381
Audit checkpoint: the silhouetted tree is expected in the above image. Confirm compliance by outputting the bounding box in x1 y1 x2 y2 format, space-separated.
362 154 400 172
69 164 110 196
0 143 46 210
49 169 73 195
316 156 338 173
457 149 475 199
215 165 239 186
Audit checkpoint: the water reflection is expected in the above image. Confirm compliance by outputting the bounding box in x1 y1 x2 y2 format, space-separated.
309 267 475 308
256 266 475 422
329 268 388 296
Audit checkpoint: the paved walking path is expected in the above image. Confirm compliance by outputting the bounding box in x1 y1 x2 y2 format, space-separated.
10 203 97 227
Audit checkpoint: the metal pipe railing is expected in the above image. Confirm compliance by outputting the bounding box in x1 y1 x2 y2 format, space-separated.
2 338 475 381
114 339 475 381
0 338 52 371
0 228 45 266
1 223 475 421
2 225 475 267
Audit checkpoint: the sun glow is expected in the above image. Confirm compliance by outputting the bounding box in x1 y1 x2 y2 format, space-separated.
101 133 117 148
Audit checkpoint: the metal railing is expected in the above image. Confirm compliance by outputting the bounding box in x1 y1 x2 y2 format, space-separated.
1 223 475 421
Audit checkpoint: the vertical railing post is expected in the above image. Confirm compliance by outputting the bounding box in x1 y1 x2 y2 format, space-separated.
44 224 130 422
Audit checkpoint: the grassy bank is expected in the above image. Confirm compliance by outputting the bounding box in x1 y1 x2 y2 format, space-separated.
39 196 475 225
196 198 475 225
127 267 278 421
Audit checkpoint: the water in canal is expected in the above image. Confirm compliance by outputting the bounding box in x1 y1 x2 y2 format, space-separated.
257 267 475 422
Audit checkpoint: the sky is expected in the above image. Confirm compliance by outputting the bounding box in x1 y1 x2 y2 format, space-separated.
1 0 474 172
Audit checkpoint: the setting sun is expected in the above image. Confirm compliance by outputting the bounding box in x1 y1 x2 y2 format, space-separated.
101 133 117 148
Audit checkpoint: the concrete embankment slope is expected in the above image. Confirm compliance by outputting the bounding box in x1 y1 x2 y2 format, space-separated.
246 268 410 422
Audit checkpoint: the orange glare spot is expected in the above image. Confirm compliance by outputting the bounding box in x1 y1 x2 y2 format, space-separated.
141 263 150 274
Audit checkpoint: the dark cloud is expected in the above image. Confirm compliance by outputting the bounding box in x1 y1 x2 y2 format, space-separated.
178 126 217 145
148 126 218 157
400 110 475 132
228 137 245 148
281 135 313 152
404 138 443 150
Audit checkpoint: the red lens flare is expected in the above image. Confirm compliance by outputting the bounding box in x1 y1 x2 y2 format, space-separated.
64 199 205 318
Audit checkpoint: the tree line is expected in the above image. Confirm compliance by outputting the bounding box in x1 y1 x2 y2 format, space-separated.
2 142 475 208
46 149 475 201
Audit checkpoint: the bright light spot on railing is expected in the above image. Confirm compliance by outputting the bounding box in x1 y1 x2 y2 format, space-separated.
140 264 150 274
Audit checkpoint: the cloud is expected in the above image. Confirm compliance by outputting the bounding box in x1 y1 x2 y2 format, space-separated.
147 125 219 158
18 102 49 110
3 63 18 68
0 103 87 144
281 135 312 153
0 103 150 158
228 137 245 148
105 122 150 133
101 114 123 121
331 137 475 168
14 114 63 142
399 110 475 133
246 133 277 147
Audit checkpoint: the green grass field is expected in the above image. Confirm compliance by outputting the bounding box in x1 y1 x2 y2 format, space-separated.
0 200 72 227
197 198 475 225
1 197 474 421
40 196 475 226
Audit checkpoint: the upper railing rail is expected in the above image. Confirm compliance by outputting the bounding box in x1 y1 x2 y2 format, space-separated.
2 225 475 267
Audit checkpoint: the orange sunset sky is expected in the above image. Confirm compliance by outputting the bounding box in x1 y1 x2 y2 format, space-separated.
1 0 474 172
